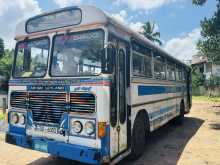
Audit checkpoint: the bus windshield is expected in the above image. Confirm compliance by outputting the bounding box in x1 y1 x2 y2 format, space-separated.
50 30 104 77
13 37 49 78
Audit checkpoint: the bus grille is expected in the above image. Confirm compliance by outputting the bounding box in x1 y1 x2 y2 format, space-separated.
10 91 27 109
29 92 67 124
10 91 96 123
70 93 95 113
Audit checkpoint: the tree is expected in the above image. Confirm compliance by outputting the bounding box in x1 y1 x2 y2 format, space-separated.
0 49 13 92
140 21 162 46
193 0 220 64
192 67 205 89
0 38 4 58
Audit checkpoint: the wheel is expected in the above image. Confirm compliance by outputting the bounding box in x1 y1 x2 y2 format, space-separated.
129 115 147 160
173 102 185 125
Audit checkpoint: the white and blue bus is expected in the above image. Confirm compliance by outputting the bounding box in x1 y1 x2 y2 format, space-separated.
6 5 192 164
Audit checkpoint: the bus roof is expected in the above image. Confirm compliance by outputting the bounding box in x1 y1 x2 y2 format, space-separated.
15 5 190 69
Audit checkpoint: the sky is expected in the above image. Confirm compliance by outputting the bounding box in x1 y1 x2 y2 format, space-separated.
0 0 217 61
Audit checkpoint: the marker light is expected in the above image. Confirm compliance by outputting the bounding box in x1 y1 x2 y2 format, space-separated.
98 122 106 138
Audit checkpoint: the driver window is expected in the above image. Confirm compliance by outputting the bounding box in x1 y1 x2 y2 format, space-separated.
14 38 49 78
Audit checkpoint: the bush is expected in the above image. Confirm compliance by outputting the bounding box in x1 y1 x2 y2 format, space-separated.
0 112 4 120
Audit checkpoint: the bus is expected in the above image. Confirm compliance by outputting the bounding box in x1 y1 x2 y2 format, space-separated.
6 5 192 165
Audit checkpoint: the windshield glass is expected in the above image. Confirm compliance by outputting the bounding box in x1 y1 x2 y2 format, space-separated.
50 30 104 77
13 38 49 78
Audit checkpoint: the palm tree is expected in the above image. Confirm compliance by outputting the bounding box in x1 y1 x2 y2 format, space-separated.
140 21 162 46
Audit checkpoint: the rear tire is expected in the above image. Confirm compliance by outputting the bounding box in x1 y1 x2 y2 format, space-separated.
173 102 185 125
129 115 146 160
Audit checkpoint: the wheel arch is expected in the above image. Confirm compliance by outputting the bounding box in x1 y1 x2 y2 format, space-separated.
132 109 150 132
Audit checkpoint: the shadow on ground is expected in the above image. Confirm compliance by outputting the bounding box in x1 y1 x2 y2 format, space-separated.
121 117 204 165
28 117 204 165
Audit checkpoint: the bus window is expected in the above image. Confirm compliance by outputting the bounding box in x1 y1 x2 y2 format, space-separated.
183 69 186 81
176 66 183 81
132 52 143 76
154 53 166 80
167 61 176 81
50 30 104 77
13 38 49 78
143 54 153 78
132 41 152 78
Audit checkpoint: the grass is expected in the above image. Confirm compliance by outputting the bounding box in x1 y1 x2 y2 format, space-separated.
193 96 220 103
0 112 5 120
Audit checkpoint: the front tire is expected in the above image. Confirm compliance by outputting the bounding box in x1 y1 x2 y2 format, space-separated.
129 115 146 159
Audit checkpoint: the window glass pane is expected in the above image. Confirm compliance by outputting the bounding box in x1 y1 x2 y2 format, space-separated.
26 8 81 33
132 52 143 76
167 61 176 81
183 70 186 81
14 38 49 78
119 50 126 124
132 41 152 78
154 54 166 79
176 67 180 81
143 55 152 78
177 66 183 81
51 30 104 77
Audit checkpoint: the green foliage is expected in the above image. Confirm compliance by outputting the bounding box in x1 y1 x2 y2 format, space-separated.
0 112 4 120
140 21 162 46
194 0 220 64
192 68 205 88
0 49 13 92
0 38 4 58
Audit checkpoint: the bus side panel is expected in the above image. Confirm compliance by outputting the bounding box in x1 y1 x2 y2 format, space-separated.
131 80 186 132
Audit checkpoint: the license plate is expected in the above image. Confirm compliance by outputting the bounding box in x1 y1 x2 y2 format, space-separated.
34 141 48 153
35 125 58 134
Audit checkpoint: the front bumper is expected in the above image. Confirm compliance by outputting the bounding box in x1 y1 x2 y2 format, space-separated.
5 132 102 164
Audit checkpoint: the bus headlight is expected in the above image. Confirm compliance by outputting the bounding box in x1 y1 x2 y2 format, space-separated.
10 112 26 126
84 121 95 135
19 114 26 125
10 112 19 125
71 120 83 134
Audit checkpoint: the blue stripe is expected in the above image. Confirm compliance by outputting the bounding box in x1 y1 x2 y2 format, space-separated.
138 85 185 96
149 105 176 119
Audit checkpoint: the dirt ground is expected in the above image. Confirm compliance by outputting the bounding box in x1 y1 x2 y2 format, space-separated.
0 100 220 165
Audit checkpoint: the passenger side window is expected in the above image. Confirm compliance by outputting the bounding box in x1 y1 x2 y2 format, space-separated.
132 40 153 78
133 52 143 76
143 55 153 78
154 54 166 80
167 61 176 81
183 70 186 81
176 66 183 81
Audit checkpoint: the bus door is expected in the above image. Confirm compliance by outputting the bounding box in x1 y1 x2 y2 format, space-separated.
110 41 128 158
